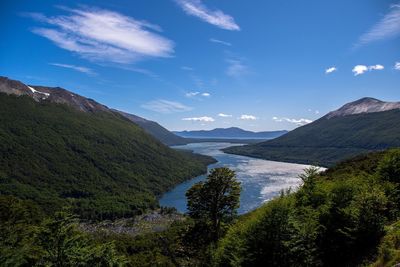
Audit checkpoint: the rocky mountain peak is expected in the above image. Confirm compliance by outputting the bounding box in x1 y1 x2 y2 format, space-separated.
326 97 400 119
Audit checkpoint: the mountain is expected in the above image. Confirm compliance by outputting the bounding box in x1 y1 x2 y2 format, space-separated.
0 76 188 146
0 77 215 219
224 98 400 166
326 97 400 118
174 127 288 140
114 110 189 146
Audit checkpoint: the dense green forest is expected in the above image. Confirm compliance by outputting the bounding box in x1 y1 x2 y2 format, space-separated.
1 148 399 266
0 93 215 220
213 149 400 266
224 109 400 166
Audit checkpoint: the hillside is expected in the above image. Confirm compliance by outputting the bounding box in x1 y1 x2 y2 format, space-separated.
0 82 215 220
174 127 287 139
114 110 189 146
214 149 400 266
224 98 400 166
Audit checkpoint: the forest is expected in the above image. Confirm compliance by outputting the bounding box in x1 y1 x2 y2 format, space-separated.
1 148 399 266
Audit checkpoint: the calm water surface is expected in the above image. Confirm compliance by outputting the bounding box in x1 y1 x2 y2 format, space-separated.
160 142 315 214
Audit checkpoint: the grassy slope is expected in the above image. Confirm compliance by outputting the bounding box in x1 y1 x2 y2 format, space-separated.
224 110 400 166
0 94 215 219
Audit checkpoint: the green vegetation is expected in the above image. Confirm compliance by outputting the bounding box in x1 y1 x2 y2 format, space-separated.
0 196 126 266
0 93 215 220
1 151 400 266
224 110 400 166
186 167 241 241
213 149 400 266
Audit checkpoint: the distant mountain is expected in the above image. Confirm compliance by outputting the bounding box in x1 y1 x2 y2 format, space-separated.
224 98 400 167
114 110 188 146
0 77 214 219
174 127 288 140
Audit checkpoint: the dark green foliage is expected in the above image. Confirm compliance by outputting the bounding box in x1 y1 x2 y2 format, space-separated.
0 197 125 266
370 221 400 267
224 110 400 166
0 195 43 266
36 211 125 266
213 149 400 266
0 93 214 219
186 167 241 241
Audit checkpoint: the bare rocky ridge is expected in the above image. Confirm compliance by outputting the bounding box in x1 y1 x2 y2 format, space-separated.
326 97 400 119
0 76 109 113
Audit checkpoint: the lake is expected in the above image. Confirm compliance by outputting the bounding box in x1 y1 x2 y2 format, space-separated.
160 142 316 214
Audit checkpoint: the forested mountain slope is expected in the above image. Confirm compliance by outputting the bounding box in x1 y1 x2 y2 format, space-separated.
0 89 214 220
224 98 400 166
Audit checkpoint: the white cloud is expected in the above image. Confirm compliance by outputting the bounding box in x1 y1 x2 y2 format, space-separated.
29 7 174 64
239 114 257 120
273 117 312 126
185 91 200 97
49 63 96 75
352 65 369 76
226 59 248 77
357 4 400 46
175 0 240 31
182 116 215 122
352 64 385 76
395 62 400 70
218 113 232 117
369 64 384 70
185 91 211 98
325 67 337 74
141 99 191 113
209 38 232 46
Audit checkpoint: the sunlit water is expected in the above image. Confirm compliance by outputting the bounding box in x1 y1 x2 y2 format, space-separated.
160 142 316 214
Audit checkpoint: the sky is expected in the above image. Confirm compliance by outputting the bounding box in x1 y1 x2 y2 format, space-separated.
1 0 400 131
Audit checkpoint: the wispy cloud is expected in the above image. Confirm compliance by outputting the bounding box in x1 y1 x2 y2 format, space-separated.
175 0 240 31
49 63 96 75
182 116 215 122
325 67 337 74
308 109 320 114
181 66 194 71
395 62 400 70
273 117 312 126
239 114 257 120
218 113 232 117
226 59 248 77
357 4 400 46
28 7 174 64
352 64 384 76
185 91 211 98
210 38 232 46
141 99 191 113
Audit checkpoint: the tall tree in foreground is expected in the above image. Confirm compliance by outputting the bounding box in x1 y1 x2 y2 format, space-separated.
186 167 241 241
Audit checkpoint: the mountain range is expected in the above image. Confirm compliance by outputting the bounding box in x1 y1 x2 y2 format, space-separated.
174 127 288 140
224 97 400 166
0 76 215 219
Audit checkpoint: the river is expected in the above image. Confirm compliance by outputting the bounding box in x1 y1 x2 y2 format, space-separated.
160 142 315 214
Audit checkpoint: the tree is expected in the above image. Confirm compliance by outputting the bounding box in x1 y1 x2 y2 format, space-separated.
186 167 241 241
36 211 126 266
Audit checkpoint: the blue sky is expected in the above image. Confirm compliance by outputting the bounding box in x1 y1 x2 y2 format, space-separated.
1 0 399 131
